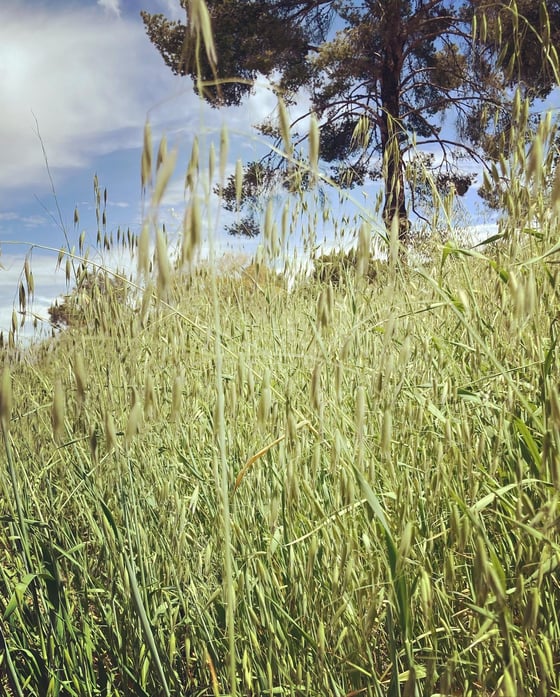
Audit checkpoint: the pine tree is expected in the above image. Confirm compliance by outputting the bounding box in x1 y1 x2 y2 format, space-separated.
142 0 559 240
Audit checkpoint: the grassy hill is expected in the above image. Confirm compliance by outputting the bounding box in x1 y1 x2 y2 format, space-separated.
2 212 559 696
1 75 560 693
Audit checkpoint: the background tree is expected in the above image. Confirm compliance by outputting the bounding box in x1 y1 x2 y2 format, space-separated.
470 0 560 211
142 0 559 240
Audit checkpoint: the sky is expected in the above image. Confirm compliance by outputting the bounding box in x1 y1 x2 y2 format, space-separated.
0 0 283 338
1 0 554 341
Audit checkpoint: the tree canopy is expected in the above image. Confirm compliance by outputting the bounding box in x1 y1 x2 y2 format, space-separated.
141 0 560 240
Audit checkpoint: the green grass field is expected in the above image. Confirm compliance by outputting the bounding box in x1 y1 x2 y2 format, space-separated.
1 94 560 697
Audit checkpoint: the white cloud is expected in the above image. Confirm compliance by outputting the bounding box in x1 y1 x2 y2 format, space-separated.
0 2 284 209
0 4 179 201
0 211 46 228
97 0 121 18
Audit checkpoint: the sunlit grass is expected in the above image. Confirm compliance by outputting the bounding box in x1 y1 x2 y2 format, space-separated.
1 37 560 697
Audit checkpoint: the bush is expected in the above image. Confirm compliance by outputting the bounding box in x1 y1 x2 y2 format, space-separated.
312 248 386 285
48 268 129 329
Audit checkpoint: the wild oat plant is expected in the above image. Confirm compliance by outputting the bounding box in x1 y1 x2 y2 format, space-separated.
1 19 560 697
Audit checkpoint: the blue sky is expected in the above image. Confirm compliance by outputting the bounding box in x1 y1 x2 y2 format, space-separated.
0 0 282 337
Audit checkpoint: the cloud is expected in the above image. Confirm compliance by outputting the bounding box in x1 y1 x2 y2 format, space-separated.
97 0 121 17
0 212 47 229
0 2 283 208
0 3 179 202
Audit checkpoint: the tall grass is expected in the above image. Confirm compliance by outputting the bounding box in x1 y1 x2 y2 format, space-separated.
1 5 560 695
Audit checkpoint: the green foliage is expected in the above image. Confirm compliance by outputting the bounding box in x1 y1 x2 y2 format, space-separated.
47 268 129 329
473 0 560 99
140 0 314 107
142 1 560 240
312 248 387 285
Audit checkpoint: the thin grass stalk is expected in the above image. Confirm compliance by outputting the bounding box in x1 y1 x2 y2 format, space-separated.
1 422 52 684
1 425 31 571
32 116 79 284
209 215 237 695
419 265 544 432
0 616 25 697
99 497 172 697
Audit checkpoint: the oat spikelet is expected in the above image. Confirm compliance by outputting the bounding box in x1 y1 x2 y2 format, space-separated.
551 155 560 214
219 125 228 184
419 568 432 616
89 425 99 464
317 287 333 329
310 364 322 414
140 282 154 326
397 521 414 573
125 390 143 445
235 159 243 210
309 113 319 182
182 200 202 266
355 385 365 433
0 366 12 432
381 408 392 457
138 223 150 278
73 352 87 403
18 282 26 314
389 215 400 262
190 0 217 68
156 228 171 299
264 200 278 256
56 247 65 269
527 133 543 185
141 121 153 194
144 372 156 418
156 135 168 173
281 201 289 246
285 412 297 450
170 373 185 422
550 383 560 426
104 409 118 452
24 257 34 299
351 115 371 151
51 379 66 442
208 142 216 189
278 97 292 156
185 137 199 193
357 222 370 277
474 534 489 605
152 148 177 208
257 369 272 428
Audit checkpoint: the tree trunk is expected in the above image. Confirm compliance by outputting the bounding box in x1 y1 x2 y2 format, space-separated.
379 2 410 241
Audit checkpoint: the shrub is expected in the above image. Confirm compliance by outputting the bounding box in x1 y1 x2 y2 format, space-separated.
312 248 386 285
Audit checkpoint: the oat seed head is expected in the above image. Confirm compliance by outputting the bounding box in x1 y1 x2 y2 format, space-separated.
0 366 12 431
156 228 171 299
141 121 153 194
51 379 66 443
152 148 177 208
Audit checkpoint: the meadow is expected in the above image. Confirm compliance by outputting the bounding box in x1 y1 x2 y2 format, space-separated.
1 81 560 697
